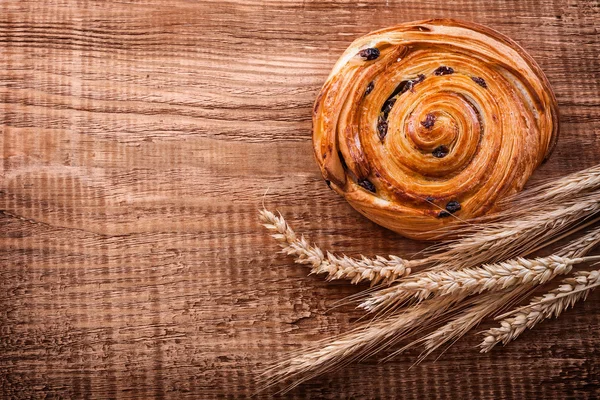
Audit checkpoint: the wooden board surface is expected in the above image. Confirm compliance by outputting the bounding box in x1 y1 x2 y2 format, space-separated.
1 0 599 398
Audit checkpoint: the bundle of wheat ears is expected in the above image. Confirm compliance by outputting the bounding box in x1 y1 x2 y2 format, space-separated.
259 163 600 391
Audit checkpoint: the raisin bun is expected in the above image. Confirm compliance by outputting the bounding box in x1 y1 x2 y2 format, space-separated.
313 19 558 240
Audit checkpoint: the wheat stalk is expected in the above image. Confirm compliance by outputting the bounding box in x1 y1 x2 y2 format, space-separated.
425 197 600 268
395 285 533 363
259 209 412 285
360 255 600 312
361 226 600 313
261 228 600 390
480 269 600 352
261 169 600 287
259 165 600 389
260 197 599 288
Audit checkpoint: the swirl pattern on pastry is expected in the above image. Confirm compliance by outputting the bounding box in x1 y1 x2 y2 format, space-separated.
313 19 559 240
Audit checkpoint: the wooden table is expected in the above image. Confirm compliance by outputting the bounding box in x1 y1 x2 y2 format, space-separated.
1 0 599 398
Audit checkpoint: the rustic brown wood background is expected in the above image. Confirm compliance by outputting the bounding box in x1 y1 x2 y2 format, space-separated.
1 0 599 398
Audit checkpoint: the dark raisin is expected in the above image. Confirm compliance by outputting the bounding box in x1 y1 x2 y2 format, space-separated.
377 116 388 141
438 210 451 218
434 66 454 76
365 81 374 96
406 74 426 93
381 98 396 119
445 201 461 213
338 151 348 170
432 145 449 158
378 75 425 126
471 76 487 88
410 75 425 91
420 113 436 129
425 196 435 202
386 80 411 102
358 48 380 61
358 178 376 193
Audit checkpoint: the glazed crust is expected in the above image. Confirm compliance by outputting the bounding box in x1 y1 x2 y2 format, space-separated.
313 19 559 240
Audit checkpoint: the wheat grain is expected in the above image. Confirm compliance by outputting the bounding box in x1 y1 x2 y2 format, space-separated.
259 209 412 285
261 197 600 288
480 269 600 352
558 225 600 258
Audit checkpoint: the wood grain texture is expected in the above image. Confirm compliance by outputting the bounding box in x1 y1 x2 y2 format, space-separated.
0 0 599 398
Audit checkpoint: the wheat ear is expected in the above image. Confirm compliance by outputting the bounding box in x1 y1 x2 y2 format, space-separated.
361 225 600 313
480 269 600 352
479 226 600 351
360 255 600 312
260 197 599 288
359 226 600 363
261 169 600 286
414 226 600 355
259 209 412 285
558 224 600 258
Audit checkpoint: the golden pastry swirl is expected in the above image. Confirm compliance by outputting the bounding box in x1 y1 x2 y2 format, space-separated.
313 19 559 240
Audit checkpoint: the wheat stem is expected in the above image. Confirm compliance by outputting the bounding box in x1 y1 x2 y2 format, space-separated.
426 198 600 268
260 296 457 392
402 286 533 363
